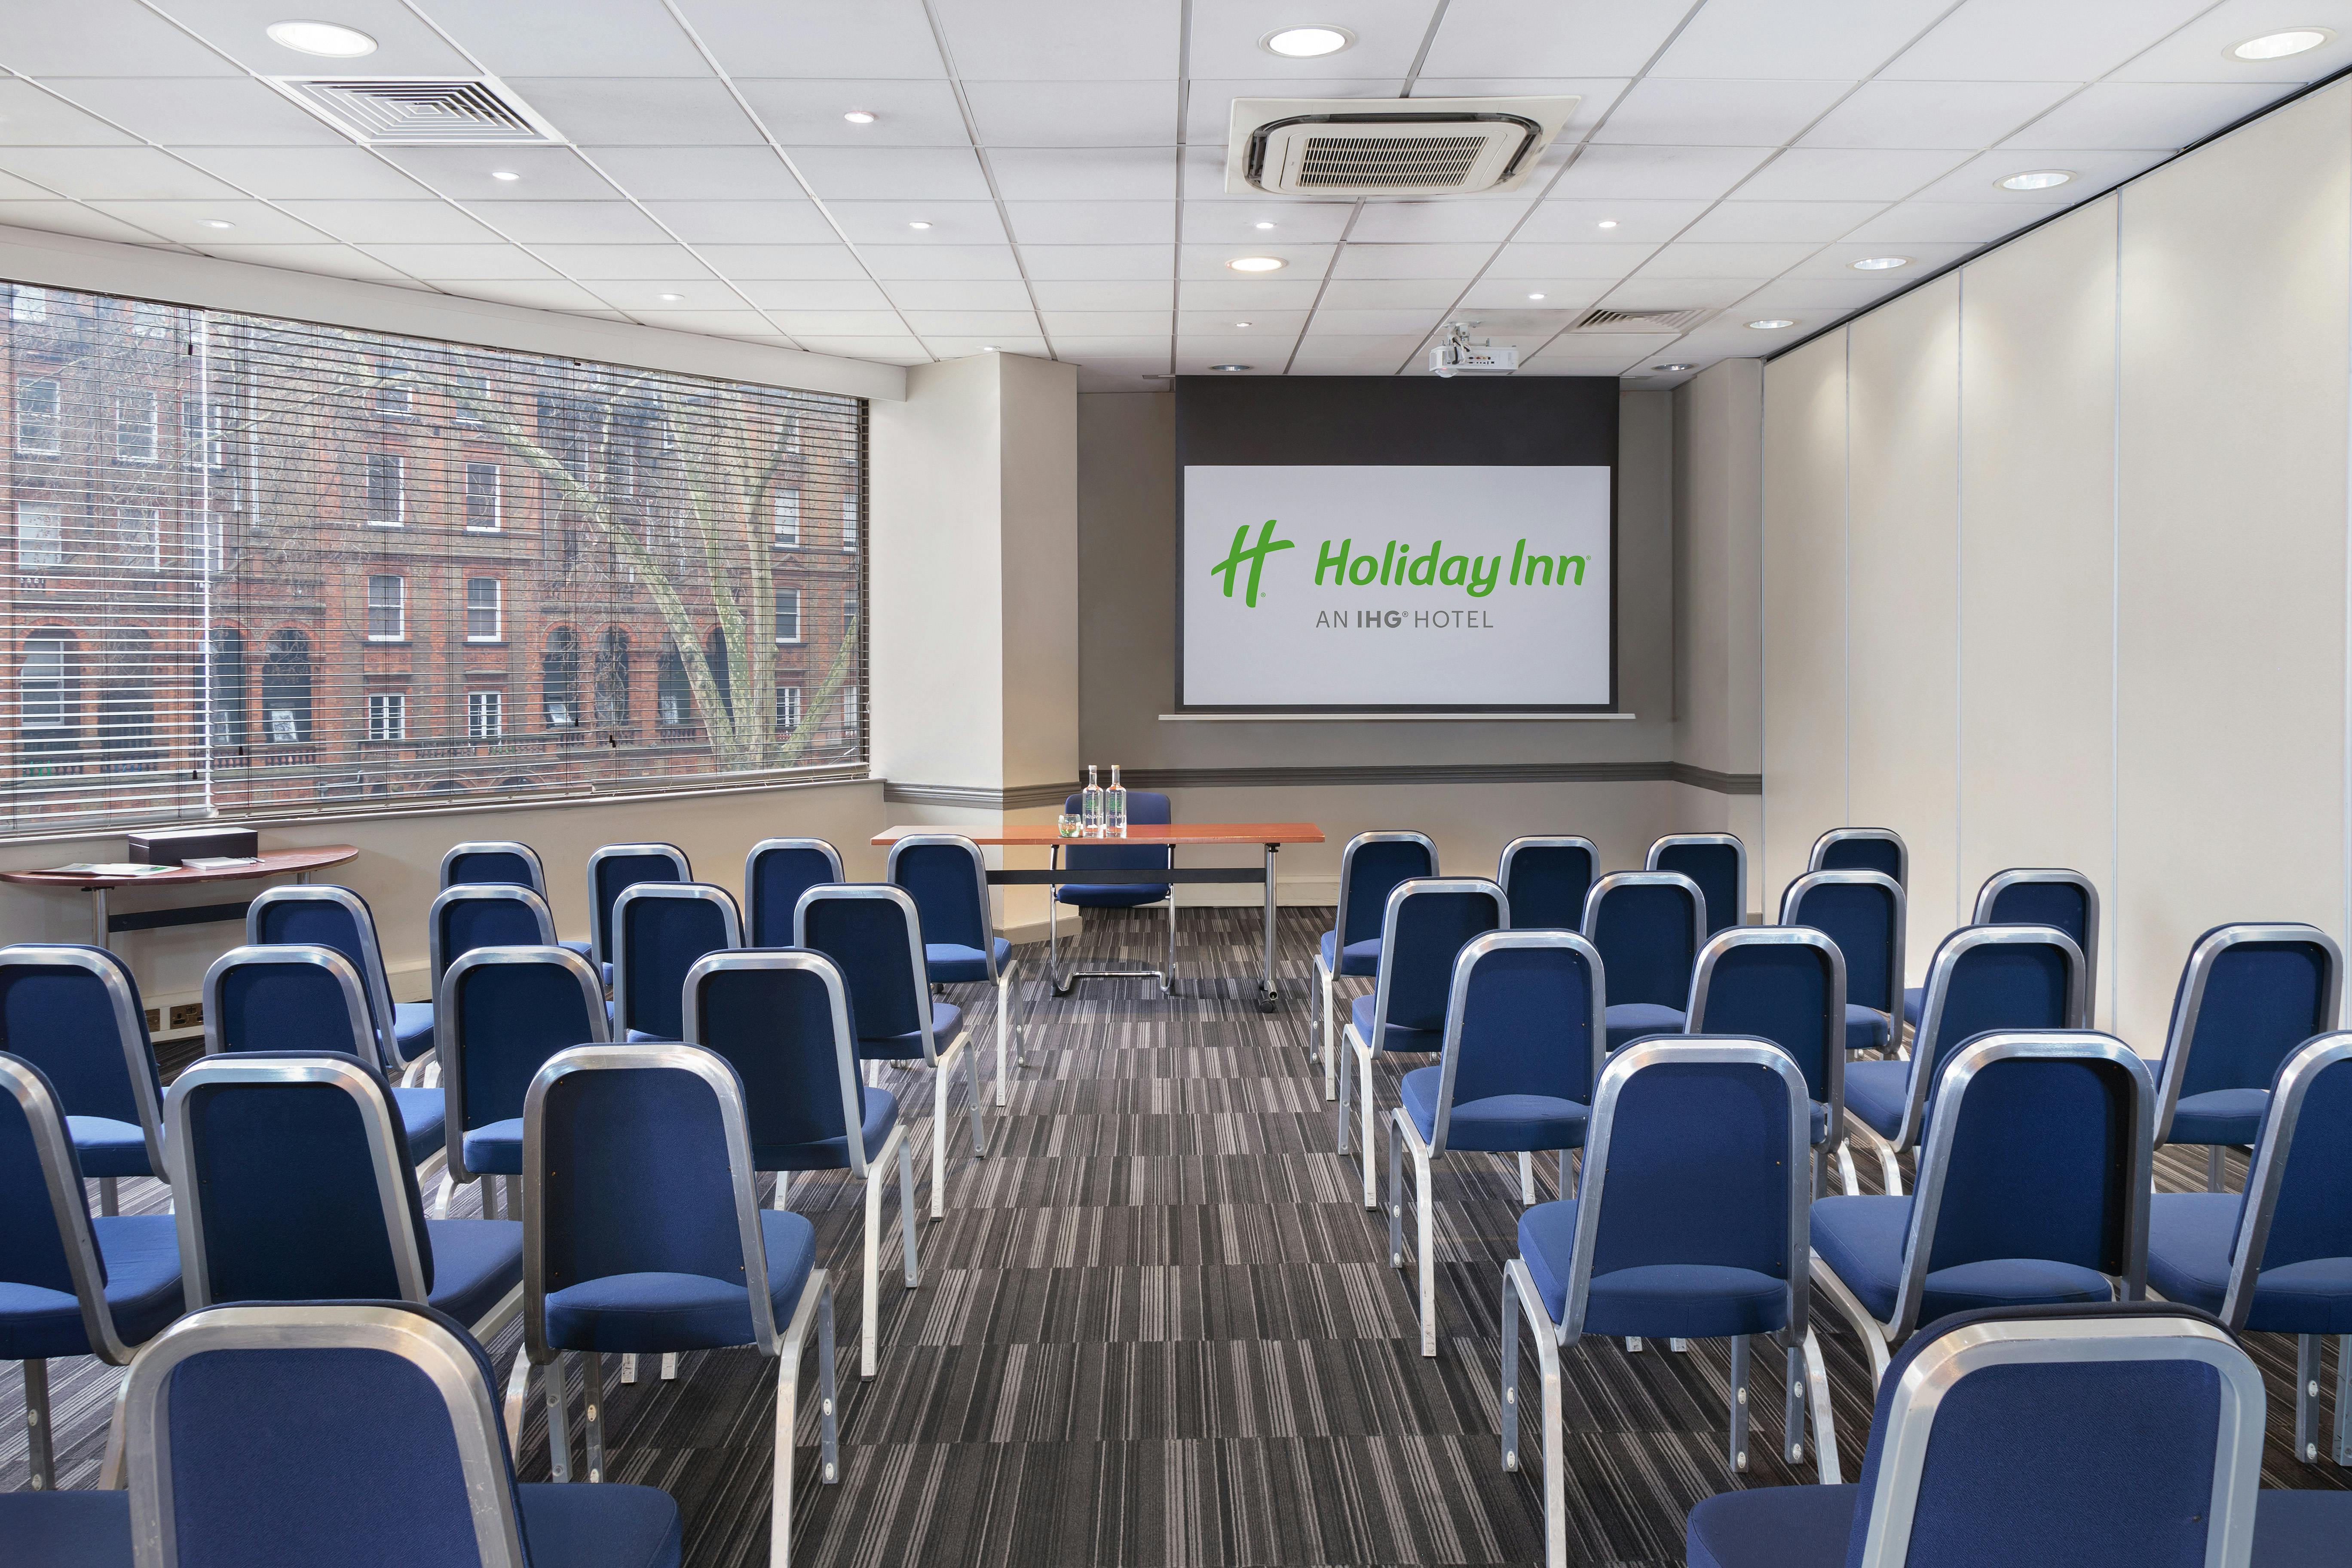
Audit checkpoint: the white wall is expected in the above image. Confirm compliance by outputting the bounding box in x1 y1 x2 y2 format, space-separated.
1758 79 2352 1044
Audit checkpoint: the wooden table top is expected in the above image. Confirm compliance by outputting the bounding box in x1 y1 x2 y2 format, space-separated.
0 844 358 890
873 823 1324 847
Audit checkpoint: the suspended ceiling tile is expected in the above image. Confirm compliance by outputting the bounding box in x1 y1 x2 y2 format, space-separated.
0 146 244 202
1544 144 1778 201
934 0 1180 81
731 79 971 147
376 145 623 202
988 145 1179 200
682 0 948 78
1650 0 1957 80
1003 199 1177 245
732 279 896 310
1029 279 1176 310
1317 277 1467 307
529 242 718 277
358 244 563 279
1344 199 1535 244
964 80 1180 147
1329 240 1503 277
1591 77 1857 148
504 79 768 146
275 200 505 244
1023 243 1178 279
0 0 244 75
856 242 1026 279
582 146 808 203
1041 309 1172 334
826 199 1008 245
881 278 1039 309
691 243 869 279
785 145 993 201
86 199 334 245
1732 146 1974 201
1419 0 1695 80
1176 240 1332 279
1880 0 2214 82
637 200 840 245
178 147 434 202
2002 82 2285 151
1798 80 2085 151
1513 198 1709 243
0 200 172 244
1681 199 1886 242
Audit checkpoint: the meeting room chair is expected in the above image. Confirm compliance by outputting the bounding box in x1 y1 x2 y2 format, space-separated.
201 943 447 1168
686 949 917 1379
428 882 558 987
1686 925 1851 1196
1778 870 1905 1058
2148 1030 2352 1465
437 945 609 1221
1901 866 2101 1032
585 842 691 970
0 943 166 1217
1680 1305 2270 1568
1388 929 1603 1356
1841 924 2087 1195
1338 877 1507 1209
248 882 434 1078
745 836 845 947
1502 1038 1839 1568
797 882 985 1222
1050 787 1177 996
0 1052 182 1492
517 1042 837 1567
1581 870 1706 1050
1806 826 1908 888
887 833 1027 1108
610 882 742 1042
2153 923 2343 1192
1497 835 1597 933
1317 830 1438 1099
1647 832 1747 937
442 838 603 973
164 1052 524 1344
1811 1031 2151 1388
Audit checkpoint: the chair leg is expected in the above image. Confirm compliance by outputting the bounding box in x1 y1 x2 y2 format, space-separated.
1501 1272 1521 1471
1047 896 1059 991
2335 1335 2352 1465
1320 962 1337 1096
1387 1115 1405 1269
98 1177 118 1218
899 1136 920 1289
1627 1338 1644 1352
2300 1335 2324 1463
1335 1034 1352 1154
661 1352 678 1381
1780 1338 1805 1467
967 1044 986 1158
438 1169 459 1219
503 1353 532 1453
23 1359 53 1491
1669 1339 1690 1353
1564 1148 1578 1199
1801 1329 1843 1484
1537 1326 1567 1568
931 1060 948 1222
773 1330 800 1568
1415 1141 1436 1357
774 1171 791 1211
862 1157 884 1379
583 1350 607 1483
1811 1256 1892 1390
1355 1037 1378 1209
1164 897 1177 995
2208 1145 2226 1193
545 1353 573 1483
995 969 1011 1109
621 1353 637 1384
1727 1335 1750 1472
818 1284 839 1486
502 1176 518 1217
1519 1151 1535 1206
1837 1141 1860 1198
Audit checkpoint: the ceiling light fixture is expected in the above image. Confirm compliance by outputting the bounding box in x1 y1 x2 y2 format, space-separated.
200 220 236 230
490 170 520 181
1597 219 1619 229
1527 292 1546 300
842 109 877 124
265 19 377 56
983 345 998 351
1211 363 1252 371
1234 321 1253 327
1652 363 1694 372
1998 168 2072 191
1227 256 1285 272
907 220 933 230
1747 318 1795 330
1254 221 1276 230
1851 255 1911 270
2232 28 2331 60
656 293 684 302
1261 25 1354 58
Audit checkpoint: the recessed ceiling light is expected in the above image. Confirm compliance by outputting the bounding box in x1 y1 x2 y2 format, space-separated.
1746 318 1796 330
490 170 520 182
907 220 933 230
265 19 377 56
983 345 998 351
1211 363 1252 371
1527 292 1547 300
656 293 684 302
1234 321 1253 327
1851 255 1911 270
200 220 236 230
1652 363 1694 372
1597 219 1619 230
842 110 877 124
1227 256 1286 272
1254 221 1277 230
2232 28 2331 60
1998 169 2073 191
1261 25 1354 58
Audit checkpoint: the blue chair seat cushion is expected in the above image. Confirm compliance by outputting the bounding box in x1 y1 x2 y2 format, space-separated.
2167 1087 2269 1148
1844 1003 1892 1054
1318 930 1381 977
422 1218 524 1328
558 937 596 963
462 1118 523 1177
545 1209 817 1353
392 999 435 1063
925 938 1010 984
64 1114 153 1179
1685 1480 1856 1568
0 1214 183 1362
1842 1059 1910 1140
518 1482 685 1568
392 1085 448 1164
1810 1195 2117 1325
1056 882 1171 908
860 1001 963 1062
1517 1200 1788 1338
2255 1490 2352 1568
1349 993 1442 1054
759 1087 900 1172
1604 1001 1686 1052
2148 1191 2352 1335
0 1488 134 1568
1902 984 1923 1028
1399 1066 1588 1152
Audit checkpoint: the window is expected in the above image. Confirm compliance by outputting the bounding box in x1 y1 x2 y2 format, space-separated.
260 630 311 746
366 692 405 741
775 588 801 643
468 689 502 739
20 637 71 734
195 518 225 575
17 378 59 455
118 507 160 571
842 492 858 550
11 286 45 322
450 371 489 423
209 629 246 749
773 487 800 546
364 453 404 525
466 577 501 642
367 575 405 641
594 629 630 729
17 504 61 570
374 360 411 414
776 683 800 732
656 644 690 726
132 301 172 340
116 391 157 462
465 462 501 530
844 586 858 627
96 631 154 766
542 628 580 728
842 686 858 736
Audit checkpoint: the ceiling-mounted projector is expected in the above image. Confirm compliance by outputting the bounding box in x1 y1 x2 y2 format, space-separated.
1430 322 1518 378
1225 95 1580 197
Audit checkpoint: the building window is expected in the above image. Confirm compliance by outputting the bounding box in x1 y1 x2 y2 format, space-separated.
468 689 503 739
774 588 801 644
261 629 311 745
118 506 160 571
374 359 411 414
657 644 690 726
116 391 157 462
365 453 404 525
131 301 172 340
97 631 154 766
465 462 501 531
776 683 800 733
594 628 630 729
773 487 800 546
842 493 858 550
542 628 580 728
450 371 488 423
195 518 225 575
842 685 858 736
209 628 246 749
17 504 62 570
19 636 74 741
704 627 732 710
367 574 405 641
466 577 502 642
12 286 46 322
844 586 858 627
17 378 59 455
367 692 406 741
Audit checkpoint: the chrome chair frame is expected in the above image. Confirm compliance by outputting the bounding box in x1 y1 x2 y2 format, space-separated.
744 837 845 945
1974 867 2103 1020
886 833 1029 1109
1807 826 1909 889
426 884 558 986
1646 831 1748 934
435 944 608 1217
1496 835 1599 931
1317 830 1439 1101
438 838 552 893
609 882 743 1041
1046 842 1178 1000
1687 923 1853 1197
200 943 377 1062
0 943 167 1217
1777 869 1907 1065
246 884 426 1081
584 842 691 968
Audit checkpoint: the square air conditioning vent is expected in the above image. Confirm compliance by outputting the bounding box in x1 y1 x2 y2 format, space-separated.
1226 97 1578 197
267 76 563 144
1569 306 1715 334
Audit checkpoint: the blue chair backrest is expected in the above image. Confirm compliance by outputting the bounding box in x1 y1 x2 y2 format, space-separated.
1371 880 1506 1038
0 944 156 1133
206 949 375 1062
1498 838 1595 932
798 889 927 1043
688 952 861 1166
616 886 739 1041
1583 873 1703 1009
248 889 395 1060
430 887 551 982
1337 833 1437 947
443 951 605 1138
1649 836 1743 937
1782 873 1901 1016
746 840 845 946
1917 931 2082 1109
1688 931 1842 1107
441 842 543 892
1978 873 2091 946
1443 933 1604 1112
2172 925 2340 1103
2243 1038 2352 1280
1811 827 1905 888
0 1053 81 1298
1062 789 1174 874
889 838 990 950
588 845 689 961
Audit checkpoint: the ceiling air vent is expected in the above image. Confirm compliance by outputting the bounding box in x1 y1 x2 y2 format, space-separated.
1569 306 1715 334
267 76 563 144
1226 97 1578 197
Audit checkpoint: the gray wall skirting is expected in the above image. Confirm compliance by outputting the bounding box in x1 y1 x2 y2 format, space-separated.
884 762 1761 808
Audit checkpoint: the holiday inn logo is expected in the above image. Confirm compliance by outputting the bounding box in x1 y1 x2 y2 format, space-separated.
1208 518 1295 608
1207 516 1586 607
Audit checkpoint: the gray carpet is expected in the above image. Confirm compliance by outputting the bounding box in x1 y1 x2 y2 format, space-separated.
5 906 2347 1566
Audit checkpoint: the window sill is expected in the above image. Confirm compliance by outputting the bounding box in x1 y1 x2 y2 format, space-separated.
465 637 506 646
364 521 404 529
366 637 410 646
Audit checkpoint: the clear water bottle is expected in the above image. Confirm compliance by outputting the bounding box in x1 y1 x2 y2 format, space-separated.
1081 764 1105 836
1106 764 1128 837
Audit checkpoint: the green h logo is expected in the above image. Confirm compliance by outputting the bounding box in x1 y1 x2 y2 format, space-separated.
1208 518 1294 609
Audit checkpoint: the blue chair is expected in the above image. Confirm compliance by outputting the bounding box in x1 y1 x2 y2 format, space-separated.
610 883 741 1042
1050 789 1176 996
0 943 165 1216
1387 929 1602 1356
1338 877 1507 1208
164 1052 524 1343
1902 866 2100 1032
1842 924 2086 1194
1503 1038 1838 1567
797 883 984 1222
518 1042 837 1565
428 882 557 987
585 842 690 970
1687 925 1850 1196
1807 825 1907 887
443 838 602 973
888 834 1026 1110
1498 836 1597 933
248 883 433 1078
201 943 447 1168
744 837 845 947
2148 1031 2352 1465
1779 869 1905 1057
1317 831 1438 1101
437 945 608 1220
2154 923 2342 1192
1648 832 1747 937
1811 1031 2151 1387
1581 870 1706 1050
0 1052 181 1491
686 948 917 1379
1681 1304 2269 1568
